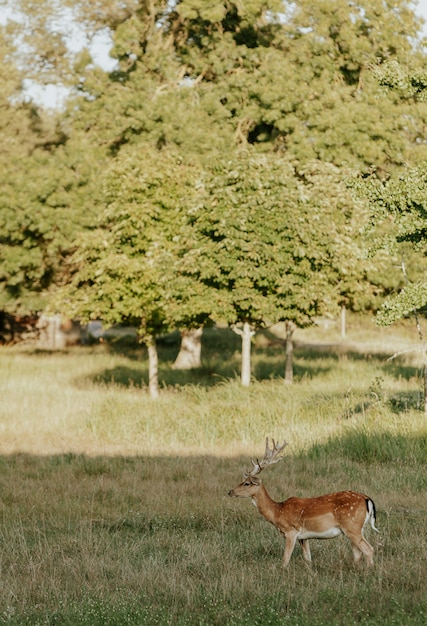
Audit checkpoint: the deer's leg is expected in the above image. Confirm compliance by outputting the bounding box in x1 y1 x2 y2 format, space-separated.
299 539 312 563
282 531 298 567
344 531 374 566
359 536 374 566
351 543 363 563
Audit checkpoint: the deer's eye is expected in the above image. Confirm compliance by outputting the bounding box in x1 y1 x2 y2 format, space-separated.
244 481 251 486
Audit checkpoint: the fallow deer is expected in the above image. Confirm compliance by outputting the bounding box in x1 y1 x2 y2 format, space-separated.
228 438 379 566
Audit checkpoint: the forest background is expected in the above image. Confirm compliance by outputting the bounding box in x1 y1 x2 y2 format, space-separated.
1 1 427 624
2 0 427 381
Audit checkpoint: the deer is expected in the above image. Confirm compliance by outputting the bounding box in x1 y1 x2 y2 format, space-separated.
228 438 379 566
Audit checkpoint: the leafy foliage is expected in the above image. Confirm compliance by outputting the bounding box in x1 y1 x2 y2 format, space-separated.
3 0 427 325
182 154 388 328
168 0 427 169
362 166 427 324
58 146 205 338
0 28 70 313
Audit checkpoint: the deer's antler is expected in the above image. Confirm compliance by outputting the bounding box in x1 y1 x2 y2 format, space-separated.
244 437 288 478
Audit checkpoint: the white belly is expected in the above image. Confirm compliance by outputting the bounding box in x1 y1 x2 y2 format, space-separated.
297 527 342 540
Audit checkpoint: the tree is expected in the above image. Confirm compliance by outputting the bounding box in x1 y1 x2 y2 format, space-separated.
360 165 427 412
4 0 427 364
0 115 102 315
0 10 115 319
60 0 427 345
0 25 71 315
169 0 427 170
179 152 368 384
356 58 427 412
56 146 205 397
51 0 427 169
362 167 427 325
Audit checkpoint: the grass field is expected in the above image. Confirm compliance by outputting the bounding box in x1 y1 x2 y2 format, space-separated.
0 317 426 624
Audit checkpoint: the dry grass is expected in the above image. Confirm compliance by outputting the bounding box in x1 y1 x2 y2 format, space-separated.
0 451 425 625
0 316 426 624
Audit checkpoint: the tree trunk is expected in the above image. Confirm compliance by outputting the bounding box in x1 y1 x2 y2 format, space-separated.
147 336 160 399
172 327 203 369
284 321 296 384
341 304 346 339
37 314 65 350
241 321 253 387
231 322 254 386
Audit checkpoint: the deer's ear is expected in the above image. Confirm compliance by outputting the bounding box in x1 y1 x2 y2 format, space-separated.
251 476 261 486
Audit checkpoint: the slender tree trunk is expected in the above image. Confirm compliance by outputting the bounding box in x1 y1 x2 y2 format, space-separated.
172 327 203 369
241 322 253 387
37 314 66 350
147 336 160 399
284 321 296 384
341 304 346 339
232 322 254 386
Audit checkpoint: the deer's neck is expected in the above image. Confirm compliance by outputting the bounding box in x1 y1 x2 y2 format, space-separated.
252 483 280 525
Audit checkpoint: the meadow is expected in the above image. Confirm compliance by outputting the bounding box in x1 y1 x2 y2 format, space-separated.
0 318 426 625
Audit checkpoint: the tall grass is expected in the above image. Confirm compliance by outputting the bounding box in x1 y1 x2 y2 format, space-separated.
0 319 426 624
1 326 424 456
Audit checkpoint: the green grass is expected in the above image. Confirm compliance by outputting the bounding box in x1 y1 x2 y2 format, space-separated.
0 318 426 624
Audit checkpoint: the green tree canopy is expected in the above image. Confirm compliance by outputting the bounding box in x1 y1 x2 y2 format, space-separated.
178 152 377 382
359 57 427 413
57 147 198 329
58 0 427 166
0 26 70 313
165 0 427 169
3 0 427 326
183 152 386 322
55 145 206 395
363 166 427 325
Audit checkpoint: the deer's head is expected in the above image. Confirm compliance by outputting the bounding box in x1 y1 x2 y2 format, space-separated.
228 437 287 497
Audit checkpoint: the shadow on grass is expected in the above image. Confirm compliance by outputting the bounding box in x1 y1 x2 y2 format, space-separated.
88 335 420 394
14 326 422 396
89 358 338 390
86 328 340 388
